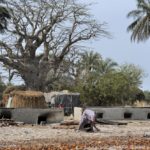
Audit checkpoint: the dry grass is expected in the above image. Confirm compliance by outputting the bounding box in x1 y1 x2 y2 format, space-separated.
11 91 44 97
11 91 47 108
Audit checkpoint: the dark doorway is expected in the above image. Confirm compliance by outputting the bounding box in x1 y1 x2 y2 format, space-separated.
96 113 103 119
0 110 11 119
38 115 47 125
124 112 132 119
147 113 150 119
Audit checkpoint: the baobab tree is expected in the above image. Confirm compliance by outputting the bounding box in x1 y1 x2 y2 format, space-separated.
0 0 108 91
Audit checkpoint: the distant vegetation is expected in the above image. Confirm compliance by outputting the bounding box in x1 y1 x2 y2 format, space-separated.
0 50 147 106
52 50 146 106
0 0 149 106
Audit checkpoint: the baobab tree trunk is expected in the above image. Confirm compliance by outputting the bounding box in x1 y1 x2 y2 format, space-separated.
20 61 48 91
23 73 43 91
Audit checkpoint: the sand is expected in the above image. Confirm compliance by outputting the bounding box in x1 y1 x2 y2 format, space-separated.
0 121 150 149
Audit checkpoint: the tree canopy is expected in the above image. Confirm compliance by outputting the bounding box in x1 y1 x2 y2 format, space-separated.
0 0 147 106
0 0 109 91
68 51 145 106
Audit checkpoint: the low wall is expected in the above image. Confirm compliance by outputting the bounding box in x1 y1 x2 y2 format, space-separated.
0 108 64 124
74 107 150 120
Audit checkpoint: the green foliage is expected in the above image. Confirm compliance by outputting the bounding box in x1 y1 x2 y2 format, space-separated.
98 72 129 105
119 64 144 87
71 51 145 106
144 90 150 101
80 51 102 73
98 58 118 75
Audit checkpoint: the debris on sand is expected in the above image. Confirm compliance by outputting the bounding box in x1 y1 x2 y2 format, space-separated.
0 119 24 127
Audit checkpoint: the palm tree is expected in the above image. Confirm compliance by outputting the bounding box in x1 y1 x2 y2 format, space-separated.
78 51 117 76
74 51 102 81
80 51 102 73
99 58 118 75
127 0 150 42
0 0 10 32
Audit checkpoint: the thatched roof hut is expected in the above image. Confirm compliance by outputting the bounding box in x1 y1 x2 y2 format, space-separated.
10 91 47 108
2 85 26 106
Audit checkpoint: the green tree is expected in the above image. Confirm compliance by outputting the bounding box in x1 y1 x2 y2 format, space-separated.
99 58 118 75
74 51 118 82
74 71 101 106
74 71 130 106
119 64 144 87
144 90 150 101
98 72 131 105
127 0 150 42
74 59 145 106
80 51 102 73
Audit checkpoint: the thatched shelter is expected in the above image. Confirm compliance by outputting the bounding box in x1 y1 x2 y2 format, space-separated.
2 85 26 106
10 91 47 108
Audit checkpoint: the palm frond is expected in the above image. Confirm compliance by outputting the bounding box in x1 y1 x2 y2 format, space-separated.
127 18 141 31
127 10 143 18
127 0 150 42
130 16 150 41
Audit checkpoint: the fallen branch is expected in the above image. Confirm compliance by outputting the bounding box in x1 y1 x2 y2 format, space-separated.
96 119 127 125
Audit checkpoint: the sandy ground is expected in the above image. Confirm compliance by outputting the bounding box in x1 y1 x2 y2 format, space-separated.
0 121 150 149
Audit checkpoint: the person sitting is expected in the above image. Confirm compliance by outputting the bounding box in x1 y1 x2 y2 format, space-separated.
78 108 100 132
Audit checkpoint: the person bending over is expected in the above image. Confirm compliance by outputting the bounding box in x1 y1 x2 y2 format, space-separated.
79 108 99 132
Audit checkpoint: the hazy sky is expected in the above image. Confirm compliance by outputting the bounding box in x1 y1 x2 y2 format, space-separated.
87 0 150 90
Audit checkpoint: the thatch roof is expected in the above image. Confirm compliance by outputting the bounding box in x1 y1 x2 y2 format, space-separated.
10 91 47 108
3 85 26 95
11 91 43 97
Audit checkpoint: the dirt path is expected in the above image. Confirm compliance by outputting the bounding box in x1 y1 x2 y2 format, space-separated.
0 121 150 149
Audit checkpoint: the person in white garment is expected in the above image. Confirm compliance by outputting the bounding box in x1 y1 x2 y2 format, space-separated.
79 108 100 132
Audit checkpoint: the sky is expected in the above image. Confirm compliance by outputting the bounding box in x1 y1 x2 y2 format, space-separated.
86 0 150 91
